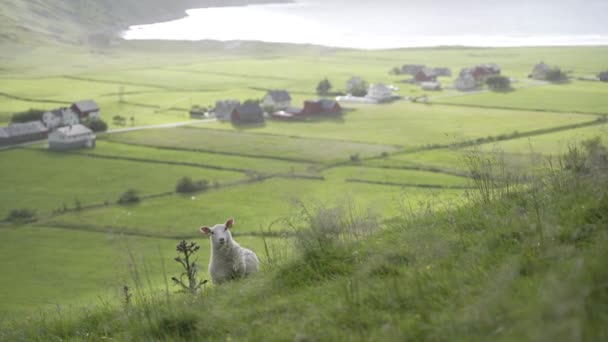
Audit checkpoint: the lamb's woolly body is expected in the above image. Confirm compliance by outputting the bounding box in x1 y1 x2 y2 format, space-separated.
208 239 259 284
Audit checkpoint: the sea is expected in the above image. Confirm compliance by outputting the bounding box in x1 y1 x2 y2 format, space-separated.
122 0 608 49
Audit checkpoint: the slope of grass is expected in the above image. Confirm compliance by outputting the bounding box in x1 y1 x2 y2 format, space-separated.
3 141 607 341
0 225 279 321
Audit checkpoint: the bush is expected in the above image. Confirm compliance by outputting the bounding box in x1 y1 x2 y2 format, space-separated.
486 75 511 91
82 117 108 132
316 78 332 96
545 68 568 82
112 115 126 126
11 109 45 123
175 177 209 193
118 189 140 204
6 208 36 222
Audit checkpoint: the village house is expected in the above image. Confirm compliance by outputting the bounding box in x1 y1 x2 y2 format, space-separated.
433 67 452 77
48 124 96 151
598 71 608 82
471 64 501 82
366 83 395 102
214 100 241 122
0 121 49 146
70 100 100 119
420 82 442 91
401 64 426 75
271 99 342 120
530 62 552 80
415 68 438 83
318 99 342 113
231 103 265 124
262 90 292 110
454 71 477 91
42 108 79 129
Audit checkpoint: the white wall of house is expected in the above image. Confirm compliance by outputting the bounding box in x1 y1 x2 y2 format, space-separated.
366 84 393 101
454 74 476 91
63 110 80 125
42 112 62 128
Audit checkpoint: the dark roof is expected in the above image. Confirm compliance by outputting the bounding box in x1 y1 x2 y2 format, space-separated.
1 121 48 137
417 68 438 77
318 99 339 110
235 103 263 116
266 90 292 102
72 100 99 113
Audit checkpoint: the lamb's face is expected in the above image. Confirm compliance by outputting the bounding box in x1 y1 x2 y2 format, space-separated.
200 218 234 248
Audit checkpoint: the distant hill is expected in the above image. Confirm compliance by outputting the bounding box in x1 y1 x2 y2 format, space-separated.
0 0 288 45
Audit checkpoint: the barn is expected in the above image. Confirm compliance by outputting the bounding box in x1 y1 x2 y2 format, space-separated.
70 100 100 119
231 103 265 124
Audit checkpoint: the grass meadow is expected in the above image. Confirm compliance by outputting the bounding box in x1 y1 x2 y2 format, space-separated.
1 42 608 330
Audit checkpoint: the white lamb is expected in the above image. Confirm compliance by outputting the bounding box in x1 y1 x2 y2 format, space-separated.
199 218 260 285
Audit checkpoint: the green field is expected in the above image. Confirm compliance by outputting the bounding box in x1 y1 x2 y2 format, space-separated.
202 103 595 147
0 225 279 321
106 127 399 163
0 148 243 218
2 42 608 328
434 81 608 113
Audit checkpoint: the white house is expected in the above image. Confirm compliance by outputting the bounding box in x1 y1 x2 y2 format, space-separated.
214 100 241 121
262 90 292 110
48 124 96 151
420 82 442 91
366 83 394 102
529 62 552 80
454 73 477 91
346 76 367 96
42 108 79 129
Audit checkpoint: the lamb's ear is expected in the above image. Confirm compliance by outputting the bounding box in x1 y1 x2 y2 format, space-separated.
225 218 234 230
200 226 211 235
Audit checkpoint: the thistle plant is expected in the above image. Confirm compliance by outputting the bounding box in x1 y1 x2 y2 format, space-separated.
171 240 208 293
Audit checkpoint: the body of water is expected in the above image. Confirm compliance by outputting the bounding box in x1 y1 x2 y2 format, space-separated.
123 0 608 49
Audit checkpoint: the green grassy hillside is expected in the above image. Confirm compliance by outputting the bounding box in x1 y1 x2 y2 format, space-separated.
2 140 607 341
0 0 286 45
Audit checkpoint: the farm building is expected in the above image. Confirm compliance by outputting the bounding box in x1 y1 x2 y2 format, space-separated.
231 103 265 124
401 64 425 75
471 64 501 82
48 124 96 151
598 71 608 82
530 62 552 80
70 100 100 119
366 83 395 102
271 99 342 120
42 108 79 129
415 68 438 83
420 82 442 91
262 90 292 110
318 99 342 113
454 72 477 91
0 121 49 146
433 67 452 77
215 100 241 121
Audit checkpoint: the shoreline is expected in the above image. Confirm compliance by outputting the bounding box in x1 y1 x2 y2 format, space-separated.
118 0 293 29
